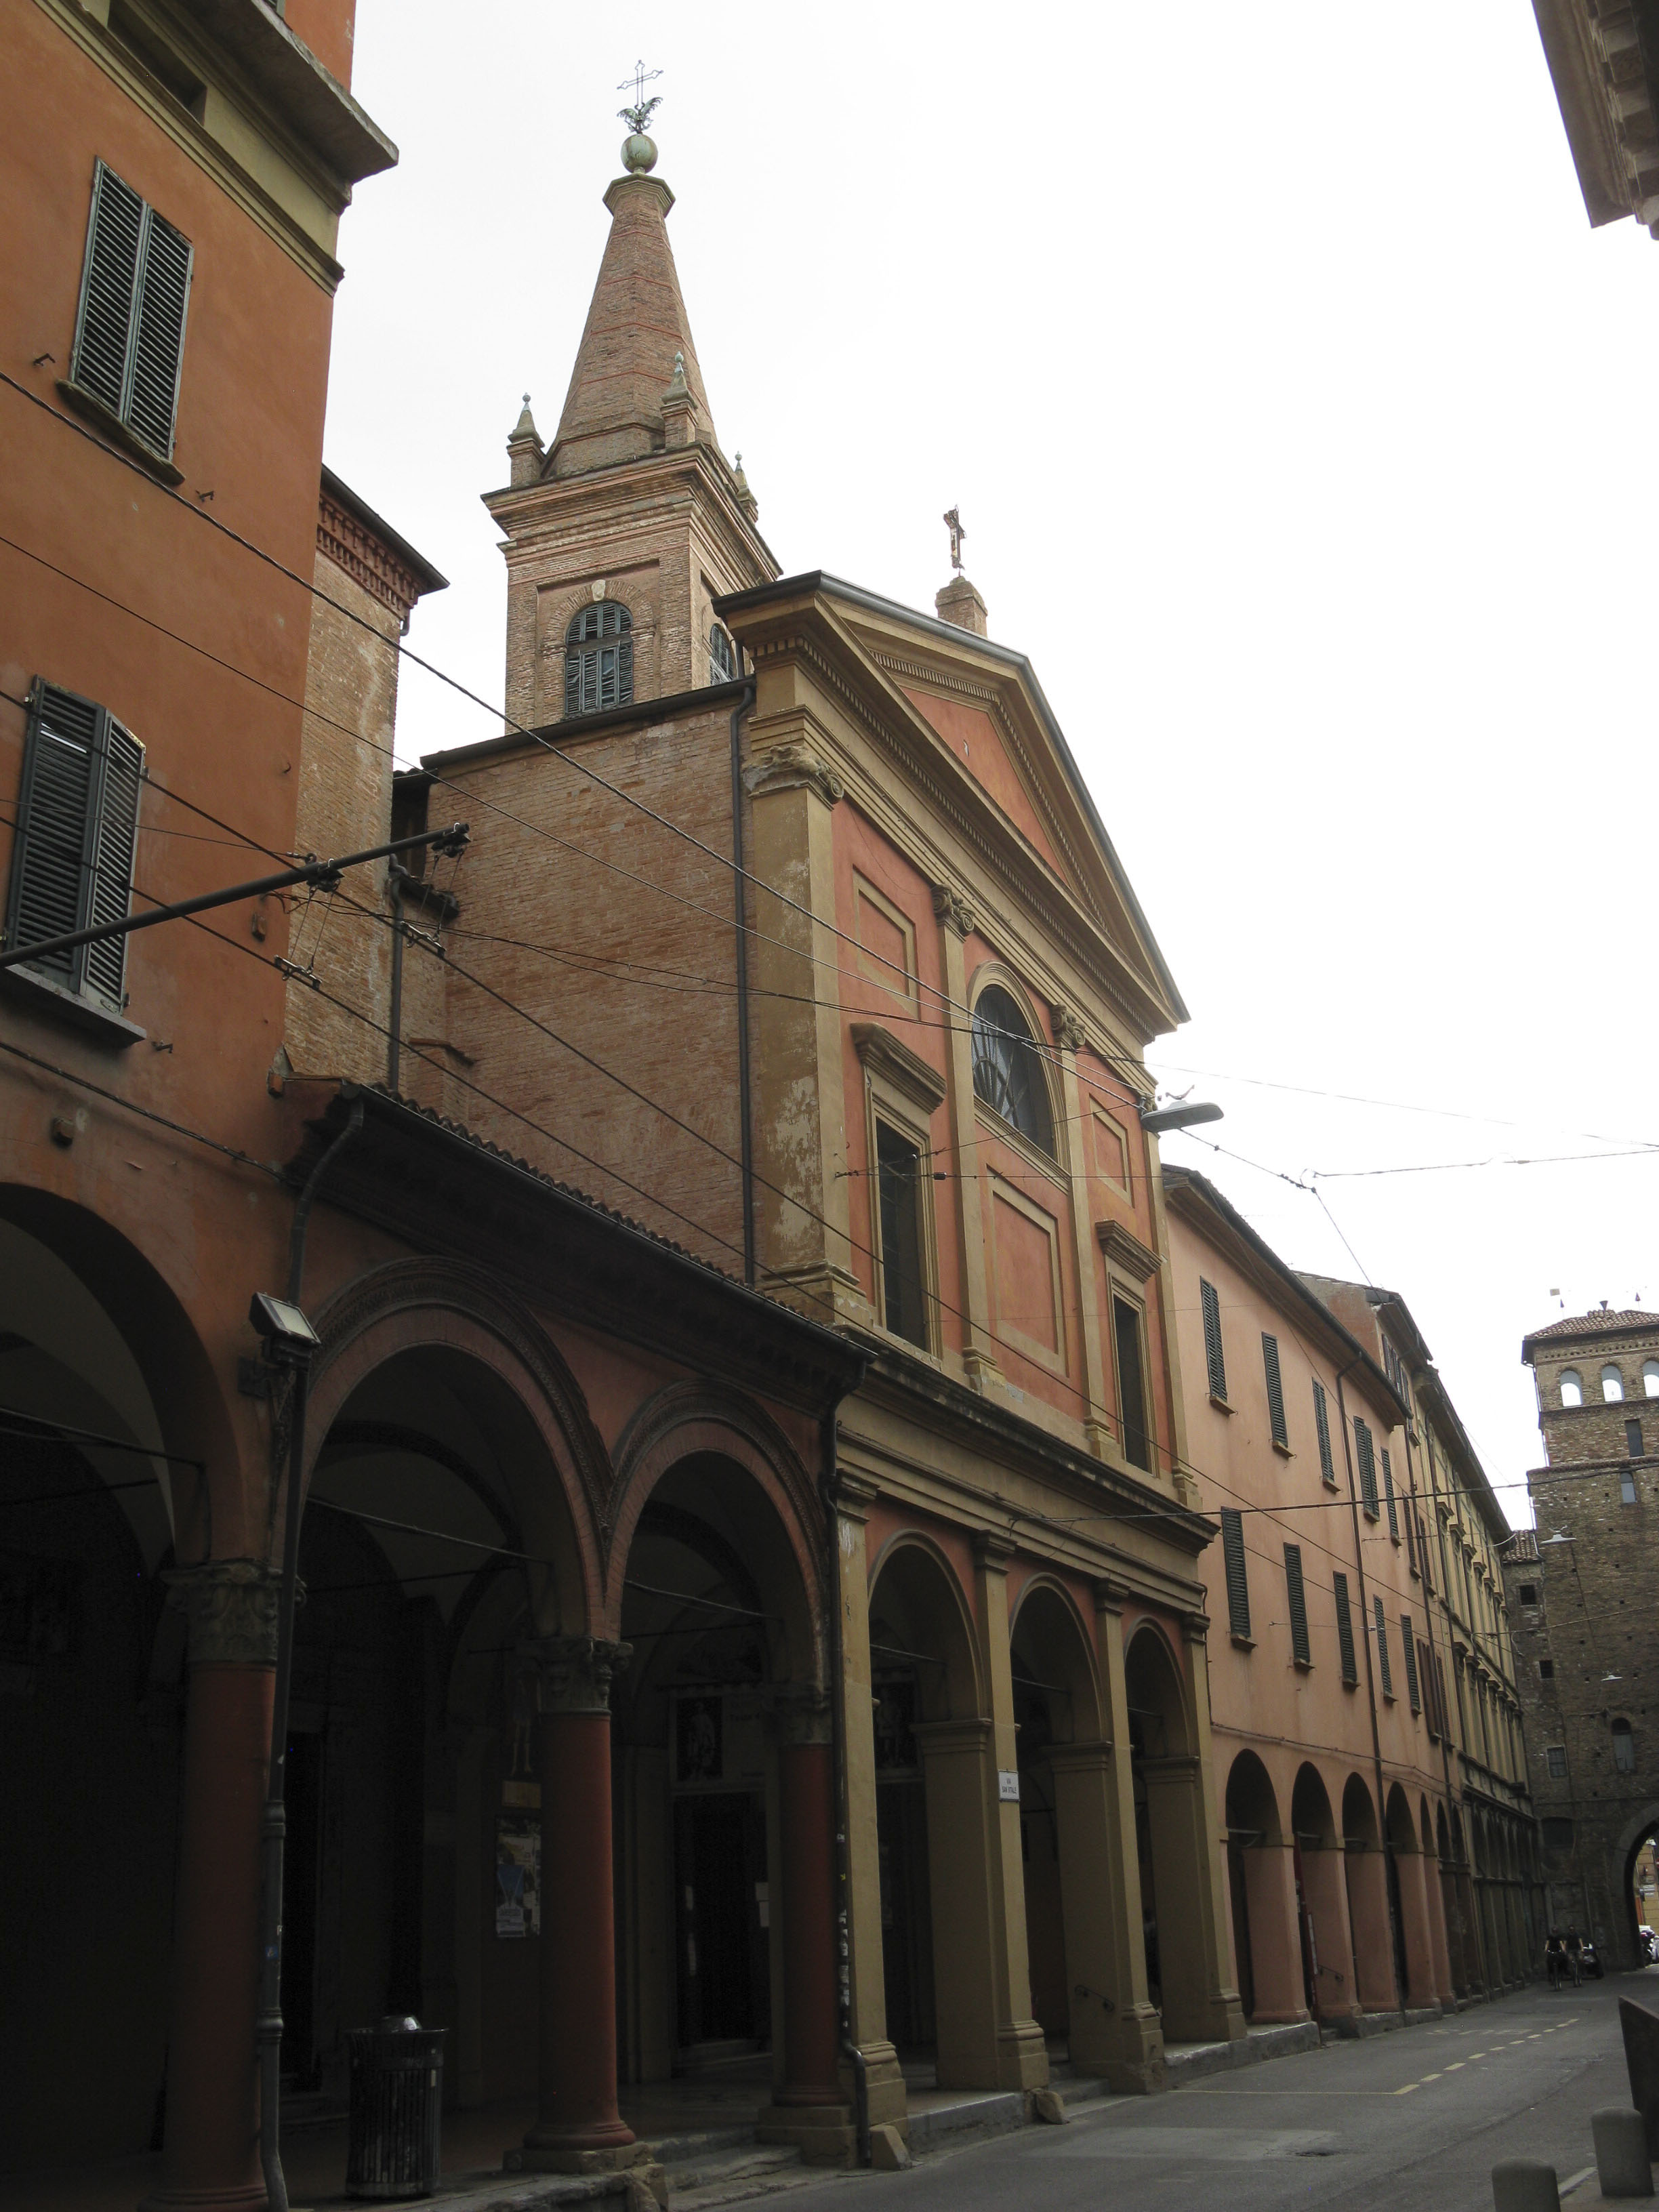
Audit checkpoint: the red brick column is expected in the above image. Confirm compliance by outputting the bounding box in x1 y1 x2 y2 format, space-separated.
774 1697 840 2108
142 1561 279 2212
520 1637 636 2171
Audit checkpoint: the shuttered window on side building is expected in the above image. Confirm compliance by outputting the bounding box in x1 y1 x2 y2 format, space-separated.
1221 1509 1250 1641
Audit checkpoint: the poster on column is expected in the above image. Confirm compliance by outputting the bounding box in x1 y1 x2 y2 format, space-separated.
496 1814 541 1938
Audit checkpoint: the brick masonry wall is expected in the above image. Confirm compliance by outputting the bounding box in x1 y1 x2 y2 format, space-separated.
284 546 399 1083
430 701 745 1269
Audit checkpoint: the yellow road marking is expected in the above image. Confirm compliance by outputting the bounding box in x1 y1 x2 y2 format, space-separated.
1446 2062 1465 2071
1395 2083 1419 2095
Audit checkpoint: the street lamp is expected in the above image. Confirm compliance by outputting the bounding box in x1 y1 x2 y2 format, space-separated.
1141 1100 1225 1135
248 1289 319 2212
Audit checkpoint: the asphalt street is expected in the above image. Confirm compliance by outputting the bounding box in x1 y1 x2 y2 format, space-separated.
789 1971 1659 2212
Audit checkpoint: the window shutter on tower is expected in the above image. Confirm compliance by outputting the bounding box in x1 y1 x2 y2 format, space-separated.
1333 1570 1357 1684
1354 1418 1379 1517
1221 1509 1250 1640
1373 1597 1393 1696
1401 1614 1421 1713
1313 1378 1335 1481
1200 1279 1227 1400
1262 1333 1288 1448
1381 1448 1399 1540
1284 1544 1310 1666
5 682 142 1008
71 163 192 460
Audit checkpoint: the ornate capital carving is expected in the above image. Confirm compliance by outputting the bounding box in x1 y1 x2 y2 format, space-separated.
164 1559 281 1668
520 1635 632 1715
770 1685 834 1747
743 741 844 807
1050 1005 1087 1055
930 882 975 938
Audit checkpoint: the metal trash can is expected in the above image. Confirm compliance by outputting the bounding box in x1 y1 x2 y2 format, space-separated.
345 2016 445 2199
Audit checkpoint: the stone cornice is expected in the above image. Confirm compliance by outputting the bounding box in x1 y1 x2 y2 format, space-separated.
1096 1219 1162 1284
318 487 438 623
851 1022 948 1114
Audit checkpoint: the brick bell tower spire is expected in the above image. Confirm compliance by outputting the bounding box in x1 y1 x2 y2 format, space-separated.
484 96 777 731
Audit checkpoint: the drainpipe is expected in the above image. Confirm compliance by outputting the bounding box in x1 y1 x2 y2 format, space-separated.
387 864 407 1094
258 1098 363 2212
1334 1361 1406 2018
821 1381 872 2167
729 680 758 1288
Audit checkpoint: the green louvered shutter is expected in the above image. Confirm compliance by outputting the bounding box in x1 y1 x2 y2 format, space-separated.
70 161 192 459
4 682 142 1007
1313 1378 1335 1483
1381 1448 1400 1541
1373 1597 1393 1697
1262 1333 1288 1448
1200 1278 1227 1400
1355 1418 1379 1518
1221 1509 1250 1640
1284 1544 1310 1666
1401 1614 1421 1713
1333 1572 1357 1684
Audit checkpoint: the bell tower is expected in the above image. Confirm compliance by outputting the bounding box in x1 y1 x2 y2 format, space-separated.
484 117 777 733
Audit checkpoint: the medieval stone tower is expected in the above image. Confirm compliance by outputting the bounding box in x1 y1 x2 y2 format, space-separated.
483 128 777 735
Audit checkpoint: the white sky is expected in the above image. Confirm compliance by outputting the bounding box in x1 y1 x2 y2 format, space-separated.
322 3 1659 1526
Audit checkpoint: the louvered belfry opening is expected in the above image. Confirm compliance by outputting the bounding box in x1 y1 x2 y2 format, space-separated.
563 600 633 716
5 681 142 1010
70 161 192 460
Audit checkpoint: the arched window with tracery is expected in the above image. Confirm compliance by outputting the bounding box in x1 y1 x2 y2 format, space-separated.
708 623 735 685
971 984 1055 1157
565 600 632 717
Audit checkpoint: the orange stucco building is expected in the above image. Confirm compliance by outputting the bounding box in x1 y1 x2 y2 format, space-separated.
1165 1168 1537 2030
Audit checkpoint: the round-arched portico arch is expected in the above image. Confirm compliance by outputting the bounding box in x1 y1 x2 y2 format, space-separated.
1223 1752 1304 2026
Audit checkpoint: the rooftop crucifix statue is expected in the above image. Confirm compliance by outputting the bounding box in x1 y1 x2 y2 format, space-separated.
943 506 966 573
617 59 663 135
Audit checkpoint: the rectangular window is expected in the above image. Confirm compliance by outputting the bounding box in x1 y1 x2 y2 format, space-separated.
1546 1745 1568 1780
1622 1469 1639 1506
1200 1277 1227 1401
1354 1418 1379 1519
4 680 143 1013
1313 1378 1336 1483
1626 1420 1643 1460
1541 1816 1574 1851
1539 1658 1554 1680
1261 1333 1288 1448
1113 1297 1151 1471
1333 1570 1357 1685
874 1122 927 1349
1284 1544 1311 1667
1615 1725 1637 1774
70 161 193 461
1420 1640 1440 1734
1418 1512 1433 1592
1374 1597 1393 1697
1401 1612 1421 1713
1220 1509 1250 1641
1404 1496 1418 1575
1381 1448 1400 1542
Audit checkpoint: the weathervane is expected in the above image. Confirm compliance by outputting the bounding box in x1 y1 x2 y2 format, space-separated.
617 60 663 136
943 506 965 573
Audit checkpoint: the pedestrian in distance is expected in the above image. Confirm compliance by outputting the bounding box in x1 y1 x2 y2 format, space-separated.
1566 1929 1584 1988
1545 1930 1564 1988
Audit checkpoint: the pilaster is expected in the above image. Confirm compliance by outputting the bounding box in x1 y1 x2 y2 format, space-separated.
1088 1580 1165 2087
933 882 998 1388
1050 1003 1110 1454
972 1532 1046 2089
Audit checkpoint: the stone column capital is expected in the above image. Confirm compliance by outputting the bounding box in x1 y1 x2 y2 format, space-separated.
1092 1575 1130 1618
1050 1005 1087 1055
769 1685 834 1747
743 741 843 808
163 1558 281 1668
1183 1610 1211 1644
972 1528 1017 1572
930 882 975 938
520 1635 632 1715
830 1470 880 1523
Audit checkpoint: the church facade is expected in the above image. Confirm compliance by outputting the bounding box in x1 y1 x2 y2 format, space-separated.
407 125 1248 2152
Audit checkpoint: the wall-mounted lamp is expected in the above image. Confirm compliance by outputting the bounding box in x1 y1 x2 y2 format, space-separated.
1141 1101 1224 1135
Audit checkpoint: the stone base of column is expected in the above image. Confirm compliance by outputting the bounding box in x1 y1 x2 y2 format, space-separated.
756 2102 857 2164
510 2137 664 2191
1098 2003 1167 2094
995 2016 1050 2091
844 2039 908 2133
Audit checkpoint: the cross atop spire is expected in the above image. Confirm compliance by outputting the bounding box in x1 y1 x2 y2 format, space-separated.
617 60 662 135
943 506 966 573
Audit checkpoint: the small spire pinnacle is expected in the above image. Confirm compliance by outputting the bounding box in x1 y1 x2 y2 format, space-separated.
666 350 687 396
511 392 539 443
